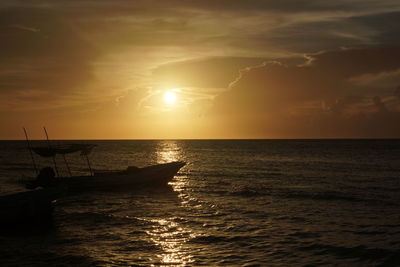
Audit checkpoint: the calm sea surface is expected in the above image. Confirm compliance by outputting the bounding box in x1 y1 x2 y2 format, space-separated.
0 139 399 266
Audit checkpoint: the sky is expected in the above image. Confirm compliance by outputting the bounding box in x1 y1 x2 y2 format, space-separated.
1 0 400 139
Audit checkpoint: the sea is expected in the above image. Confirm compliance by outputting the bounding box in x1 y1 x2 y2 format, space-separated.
0 139 399 266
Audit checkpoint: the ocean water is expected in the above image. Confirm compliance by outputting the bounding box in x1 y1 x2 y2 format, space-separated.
0 139 399 266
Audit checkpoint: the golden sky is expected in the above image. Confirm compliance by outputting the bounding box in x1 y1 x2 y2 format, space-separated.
1 0 400 139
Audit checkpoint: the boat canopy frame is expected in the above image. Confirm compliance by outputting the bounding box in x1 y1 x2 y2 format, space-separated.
32 144 97 158
23 127 96 177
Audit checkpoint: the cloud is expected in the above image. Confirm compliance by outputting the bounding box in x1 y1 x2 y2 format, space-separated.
153 57 267 88
209 45 400 138
10 24 40 32
3 1 400 54
349 11 400 45
115 88 150 112
5 0 400 15
0 7 97 110
396 86 400 99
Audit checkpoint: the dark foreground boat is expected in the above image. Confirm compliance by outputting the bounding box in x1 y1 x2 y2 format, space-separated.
0 186 66 234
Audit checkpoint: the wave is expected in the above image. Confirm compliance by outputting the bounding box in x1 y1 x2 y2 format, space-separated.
190 234 250 244
229 187 271 197
299 243 400 265
281 191 363 202
226 185 400 208
0 250 97 267
58 211 142 226
280 190 399 207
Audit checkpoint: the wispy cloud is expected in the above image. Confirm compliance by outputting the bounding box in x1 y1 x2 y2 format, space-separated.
10 24 40 32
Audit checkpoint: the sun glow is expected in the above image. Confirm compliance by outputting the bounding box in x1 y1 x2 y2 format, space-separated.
164 91 177 105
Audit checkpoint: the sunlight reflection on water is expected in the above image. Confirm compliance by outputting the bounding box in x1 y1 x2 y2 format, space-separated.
145 218 195 266
147 141 196 266
156 140 181 163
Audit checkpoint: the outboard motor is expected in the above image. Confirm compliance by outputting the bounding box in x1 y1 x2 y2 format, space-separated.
26 167 56 189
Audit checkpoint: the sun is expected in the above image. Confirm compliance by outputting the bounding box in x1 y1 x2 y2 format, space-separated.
163 91 177 105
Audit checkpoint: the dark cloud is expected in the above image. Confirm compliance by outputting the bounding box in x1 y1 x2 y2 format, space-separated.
372 96 388 113
257 22 369 53
210 46 400 138
2 1 399 53
395 86 400 99
326 95 363 115
308 45 400 78
238 10 400 54
4 0 399 15
350 11 400 45
0 7 97 101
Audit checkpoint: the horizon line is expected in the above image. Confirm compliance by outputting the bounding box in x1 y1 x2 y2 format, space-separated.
1 138 399 141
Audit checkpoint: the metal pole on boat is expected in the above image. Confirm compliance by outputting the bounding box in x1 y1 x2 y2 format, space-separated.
23 127 38 175
62 154 72 177
85 154 93 176
43 127 60 177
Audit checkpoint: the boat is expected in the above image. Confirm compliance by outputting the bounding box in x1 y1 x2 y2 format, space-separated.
0 186 66 234
59 161 186 192
25 143 186 192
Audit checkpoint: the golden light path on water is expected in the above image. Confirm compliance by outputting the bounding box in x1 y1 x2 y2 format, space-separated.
146 141 196 266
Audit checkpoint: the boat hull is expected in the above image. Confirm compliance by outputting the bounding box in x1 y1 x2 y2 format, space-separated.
57 161 186 192
0 186 66 234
